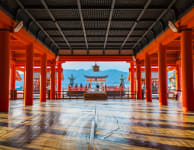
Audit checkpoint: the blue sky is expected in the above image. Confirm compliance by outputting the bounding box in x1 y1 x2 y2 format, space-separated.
62 61 130 72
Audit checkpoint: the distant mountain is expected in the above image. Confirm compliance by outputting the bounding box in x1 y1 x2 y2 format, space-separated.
62 69 129 88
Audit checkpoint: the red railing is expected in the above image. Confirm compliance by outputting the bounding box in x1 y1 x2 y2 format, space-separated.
10 89 180 100
67 86 124 92
68 86 87 91
9 86 149 100
105 86 124 91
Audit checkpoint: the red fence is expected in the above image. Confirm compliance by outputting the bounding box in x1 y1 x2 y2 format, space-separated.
68 86 124 92
10 88 178 100
11 87 134 100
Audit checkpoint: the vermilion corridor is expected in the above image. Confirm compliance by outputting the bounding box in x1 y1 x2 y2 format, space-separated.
0 0 194 149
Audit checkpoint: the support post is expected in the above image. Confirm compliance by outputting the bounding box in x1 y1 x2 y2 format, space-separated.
0 30 10 112
176 62 181 91
181 29 194 112
57 63 62 98
50 59 56 100
136 59 142 99
128 68 130 81
130 62 135 98
24 44 34 105
23 68 25 99
10 64 16 100
40 54 47 102
145 53 152 102
158 44 168 105
100 80 103 89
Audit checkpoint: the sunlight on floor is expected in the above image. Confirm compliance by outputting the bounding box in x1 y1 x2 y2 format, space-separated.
0 99 194 150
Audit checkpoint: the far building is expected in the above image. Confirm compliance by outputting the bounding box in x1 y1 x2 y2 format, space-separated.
33 72 64 92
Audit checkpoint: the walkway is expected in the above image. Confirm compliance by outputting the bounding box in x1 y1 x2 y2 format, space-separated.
0 100 194 150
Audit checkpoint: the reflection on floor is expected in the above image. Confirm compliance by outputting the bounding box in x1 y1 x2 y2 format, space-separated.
0 99 194 150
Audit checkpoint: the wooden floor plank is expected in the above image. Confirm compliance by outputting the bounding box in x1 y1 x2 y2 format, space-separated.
0 99 193 149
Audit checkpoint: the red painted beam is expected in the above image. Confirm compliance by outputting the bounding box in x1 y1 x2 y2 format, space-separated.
139 60 176 66
13 53 41 58
58 56 133 62
166 45 194 51
151 53 178 58
129 68 159 72
33 68 61 72
15 67 25 72
15 61 54 67
15 67 61 73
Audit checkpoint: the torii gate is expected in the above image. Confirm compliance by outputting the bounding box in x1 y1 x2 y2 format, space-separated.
84 76 108 89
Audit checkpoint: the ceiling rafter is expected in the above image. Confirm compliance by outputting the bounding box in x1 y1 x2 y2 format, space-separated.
104 0 115 51
52 35 142 38
56 41 136 43
59 48 124 49
15 0 59 53
132 0 177 51
44 28 148 31
36 18 156 22
77 0 89 52
3 0 188 56
119 0 152 50
25 6 171 10
40 0 72 51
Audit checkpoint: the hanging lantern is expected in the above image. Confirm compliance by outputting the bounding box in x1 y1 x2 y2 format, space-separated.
93 63 99 72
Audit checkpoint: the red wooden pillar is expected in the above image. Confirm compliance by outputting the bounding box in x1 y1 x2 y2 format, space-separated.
0 30 10 112
50 59 56 100
57 63 62 98
23 68 25 99
145 53 152 102
181 29 194 112
40 54 47 102
10 64 16 100
130 62 135 98
176 62 181 91
136 59 142 99
158 44 168 105
24 44 34 106
128 68 130 81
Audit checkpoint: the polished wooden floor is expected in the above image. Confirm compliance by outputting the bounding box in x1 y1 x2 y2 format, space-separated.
0 99 194 150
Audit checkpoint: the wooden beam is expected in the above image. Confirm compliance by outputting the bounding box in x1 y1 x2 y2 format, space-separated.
58 56 132 62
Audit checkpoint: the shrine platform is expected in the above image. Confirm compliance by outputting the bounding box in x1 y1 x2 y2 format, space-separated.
84 91 108 100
